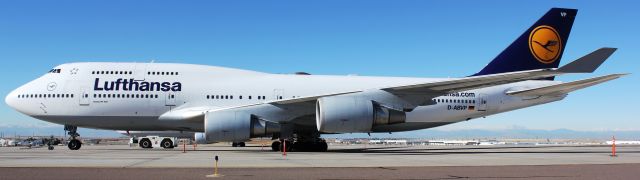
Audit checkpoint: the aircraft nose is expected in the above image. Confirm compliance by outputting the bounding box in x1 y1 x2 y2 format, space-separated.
5 88 18 109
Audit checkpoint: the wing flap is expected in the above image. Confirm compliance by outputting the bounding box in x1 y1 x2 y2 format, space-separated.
506 74 627 96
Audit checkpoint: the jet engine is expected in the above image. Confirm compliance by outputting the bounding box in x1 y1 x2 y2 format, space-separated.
204 110 279 142
316 95 406 133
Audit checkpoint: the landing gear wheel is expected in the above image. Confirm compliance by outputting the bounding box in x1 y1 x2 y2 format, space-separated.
161 139 174 149
319 141 328 152
238 142 245 147
48 146 54 150
68 139 82 150
271 141 281 151
232 142 238 147
65 125 82 150
139 139 152 148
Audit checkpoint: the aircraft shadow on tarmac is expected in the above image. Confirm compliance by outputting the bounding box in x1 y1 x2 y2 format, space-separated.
90 145 640 156
321 145 640 155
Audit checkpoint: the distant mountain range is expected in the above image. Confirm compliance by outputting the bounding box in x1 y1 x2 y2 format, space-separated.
1 125 638 140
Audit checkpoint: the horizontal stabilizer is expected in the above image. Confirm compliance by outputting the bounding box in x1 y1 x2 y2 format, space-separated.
506 73 627 96
558 48 617 73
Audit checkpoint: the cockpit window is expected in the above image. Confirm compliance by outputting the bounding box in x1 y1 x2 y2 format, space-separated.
48 69 61 73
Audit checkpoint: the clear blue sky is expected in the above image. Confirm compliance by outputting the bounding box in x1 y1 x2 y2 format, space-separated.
1 1 638 132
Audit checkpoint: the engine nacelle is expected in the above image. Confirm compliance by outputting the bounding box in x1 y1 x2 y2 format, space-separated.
204 110 280 142
316 95 406 133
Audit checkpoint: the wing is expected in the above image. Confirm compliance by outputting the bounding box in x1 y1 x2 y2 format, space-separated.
159 48 619 123
382 48 617 105
506 73 627 97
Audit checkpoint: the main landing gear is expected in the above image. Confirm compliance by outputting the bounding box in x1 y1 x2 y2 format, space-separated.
65 125 82 150
270 138 328 152
231 142 246 147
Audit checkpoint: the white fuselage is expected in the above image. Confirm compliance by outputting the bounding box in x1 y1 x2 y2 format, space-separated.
5 62 565 133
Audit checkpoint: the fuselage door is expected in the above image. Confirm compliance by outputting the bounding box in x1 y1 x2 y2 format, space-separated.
134 63 147 81
79 88 90 106
165 93 176 106
273 89 284 100
477 93 488 111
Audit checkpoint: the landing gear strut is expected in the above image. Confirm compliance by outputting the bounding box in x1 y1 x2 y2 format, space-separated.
65 125 82 150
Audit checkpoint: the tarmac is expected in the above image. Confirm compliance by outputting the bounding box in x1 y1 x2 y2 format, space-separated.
0 144 639 179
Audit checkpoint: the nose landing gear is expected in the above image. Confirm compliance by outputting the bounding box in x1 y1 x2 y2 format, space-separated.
64 125 82 150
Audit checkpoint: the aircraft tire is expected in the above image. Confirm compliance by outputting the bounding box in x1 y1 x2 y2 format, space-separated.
319 142 328 152
271 141 281 151
68 139 82 150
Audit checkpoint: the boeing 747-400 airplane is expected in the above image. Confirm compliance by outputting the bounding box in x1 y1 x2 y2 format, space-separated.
5 8 626 151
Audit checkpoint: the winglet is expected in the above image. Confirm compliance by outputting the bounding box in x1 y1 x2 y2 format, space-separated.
558 47 617 73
